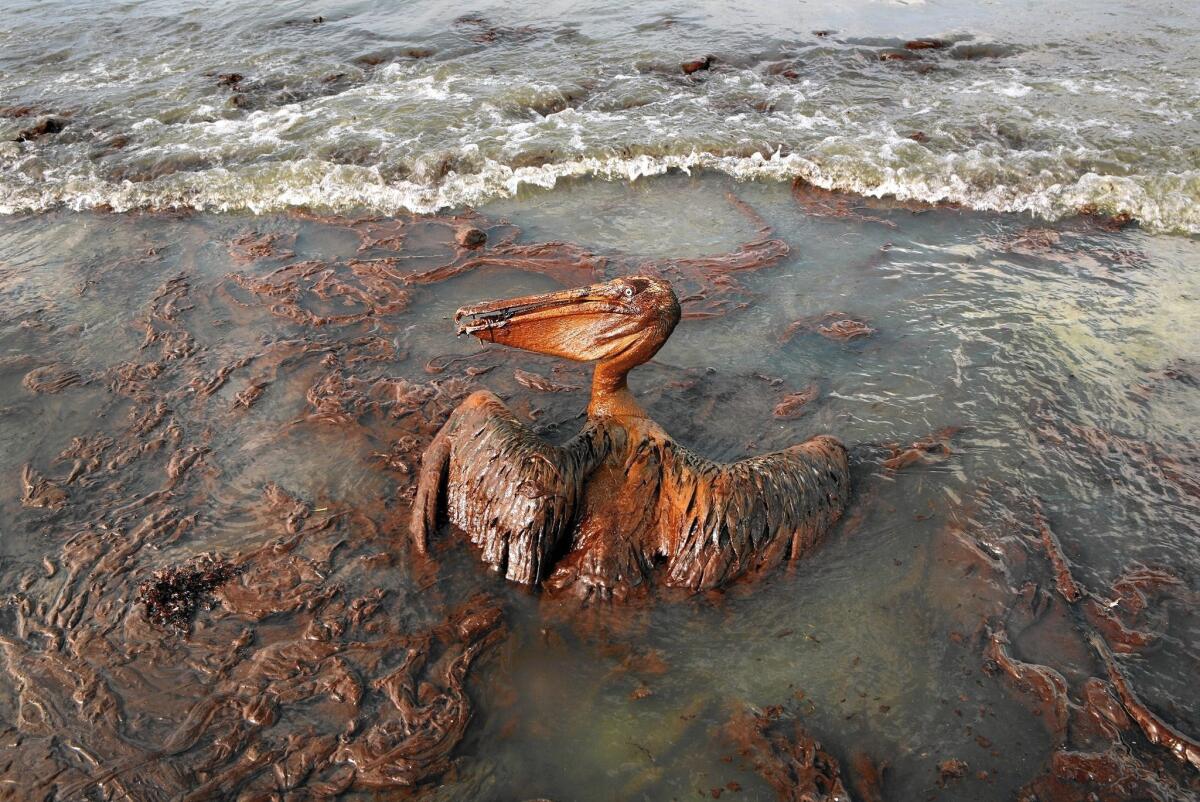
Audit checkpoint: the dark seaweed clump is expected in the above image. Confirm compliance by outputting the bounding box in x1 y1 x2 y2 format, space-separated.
138 555 238 633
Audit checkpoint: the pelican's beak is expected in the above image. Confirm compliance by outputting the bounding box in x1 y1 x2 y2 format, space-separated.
455 284 633 336
454 280 641 362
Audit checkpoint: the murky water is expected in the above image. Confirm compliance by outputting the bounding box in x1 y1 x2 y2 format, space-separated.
1 173 1196 799
2 0 1199 231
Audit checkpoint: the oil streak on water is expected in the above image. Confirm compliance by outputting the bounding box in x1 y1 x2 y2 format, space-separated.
0 174 1197 800
0 0 1199 799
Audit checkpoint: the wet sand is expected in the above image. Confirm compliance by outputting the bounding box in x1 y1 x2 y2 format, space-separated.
0 174 1198 800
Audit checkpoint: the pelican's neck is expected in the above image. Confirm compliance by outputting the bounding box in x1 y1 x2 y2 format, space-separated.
587 359 646 420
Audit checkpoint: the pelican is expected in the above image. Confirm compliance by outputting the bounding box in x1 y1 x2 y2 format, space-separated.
411 276 850 598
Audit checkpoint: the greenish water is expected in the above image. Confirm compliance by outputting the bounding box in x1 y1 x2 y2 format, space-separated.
0 173 1196 799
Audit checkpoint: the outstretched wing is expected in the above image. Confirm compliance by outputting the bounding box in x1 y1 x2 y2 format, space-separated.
411 390 611 585
655 435 850 591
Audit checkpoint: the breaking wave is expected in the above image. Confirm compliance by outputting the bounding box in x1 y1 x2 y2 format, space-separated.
2 147 1198 233
3 1 1199 233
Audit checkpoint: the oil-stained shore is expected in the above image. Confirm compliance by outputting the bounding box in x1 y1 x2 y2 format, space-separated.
0 174 1198 801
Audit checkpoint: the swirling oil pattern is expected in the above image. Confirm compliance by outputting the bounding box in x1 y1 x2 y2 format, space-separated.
1 174 1198 799
1 1 1199 800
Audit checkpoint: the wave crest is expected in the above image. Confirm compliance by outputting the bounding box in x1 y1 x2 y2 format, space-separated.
1 147 1197 233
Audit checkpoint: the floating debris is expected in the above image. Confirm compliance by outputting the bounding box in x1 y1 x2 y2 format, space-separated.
138 554 240 633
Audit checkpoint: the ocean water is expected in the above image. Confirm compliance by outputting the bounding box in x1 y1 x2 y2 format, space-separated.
2 0 1199 231
1 2 1199 802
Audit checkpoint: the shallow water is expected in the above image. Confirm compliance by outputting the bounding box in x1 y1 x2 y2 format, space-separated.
2 0 1199 231
0 173 1197 800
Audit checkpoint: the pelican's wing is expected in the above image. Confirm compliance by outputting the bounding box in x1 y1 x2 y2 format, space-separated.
656 435 850 591
411 391 612 585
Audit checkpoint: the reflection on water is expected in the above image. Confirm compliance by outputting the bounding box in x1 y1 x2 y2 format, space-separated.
0 173 1197 800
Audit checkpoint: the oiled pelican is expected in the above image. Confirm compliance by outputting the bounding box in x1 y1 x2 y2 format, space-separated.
411 276 850 598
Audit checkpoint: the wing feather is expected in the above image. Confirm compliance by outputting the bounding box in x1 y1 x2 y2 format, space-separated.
420 391 609 585
658 435 850 591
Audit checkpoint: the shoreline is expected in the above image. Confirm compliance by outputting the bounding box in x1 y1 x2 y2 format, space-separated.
0 170 1157 245
0 163 1187 237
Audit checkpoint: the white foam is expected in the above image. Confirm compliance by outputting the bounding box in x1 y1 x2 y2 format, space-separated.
1 147 1197 234
993 82 1032 98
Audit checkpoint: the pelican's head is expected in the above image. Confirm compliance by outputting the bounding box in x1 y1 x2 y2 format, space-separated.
455 275 680 368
